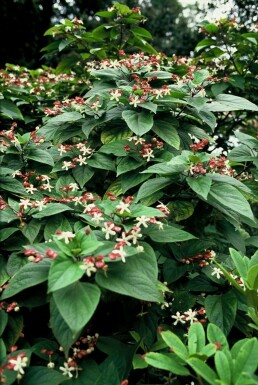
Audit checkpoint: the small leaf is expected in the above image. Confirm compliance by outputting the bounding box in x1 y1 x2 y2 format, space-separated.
188 322 205 355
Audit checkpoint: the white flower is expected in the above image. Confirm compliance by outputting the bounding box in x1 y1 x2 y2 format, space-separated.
171 311 186 325
102 222 116 240
34 200 46 211
59 362 75 378
129 95 141 108
56 231 76 244
110 89 122 102
77 155 87 166
142 149 154 162
62 161 72 170
211 267 224 279
91 212 104 225
9 355 28 376
127 227 142 245
69 182 79 192
184 309 198 324
25 184 37 194
58 145 67 156
135 216 150 228
19 199 32 210
116 232 132 246
116 201 131 214
80 260 97 277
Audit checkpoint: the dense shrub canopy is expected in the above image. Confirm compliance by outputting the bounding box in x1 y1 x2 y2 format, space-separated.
0 3 257 385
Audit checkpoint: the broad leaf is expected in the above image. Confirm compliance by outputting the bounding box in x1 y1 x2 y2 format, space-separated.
146 224 196 243
144 352 190 375
122 110 153 136
161 330 188 360
136 177 171 201
53 282 101 336
1 259 51 299
188 322 205 355
205 291 237 335
32 203 74 219
20 366 67 385
95 252 162 302
208 94 258 112
186 176 212 200
48 256 85 292
26 148 54 167
187 357 218 385
152 120 180 149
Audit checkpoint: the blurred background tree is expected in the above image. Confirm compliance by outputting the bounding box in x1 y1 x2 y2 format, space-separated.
0 0 257 68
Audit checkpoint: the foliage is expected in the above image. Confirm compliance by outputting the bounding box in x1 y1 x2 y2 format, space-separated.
0 3 257 385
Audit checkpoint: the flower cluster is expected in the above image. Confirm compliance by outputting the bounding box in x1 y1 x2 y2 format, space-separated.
181 250 216 267
126 135 164 162
171 307 207 326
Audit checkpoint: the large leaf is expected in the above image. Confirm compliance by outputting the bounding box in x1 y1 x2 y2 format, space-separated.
49 298 80 356
1 259 51 300
26 148 54 167
233 338 258 384
146 224 196 243
207 94 258 112
53 282 101 336
207 183 256 223
20 366 67 385
48 256 85 292
122 110 153 136
186 176 212 200
187 357 218 385
205 291 237 335
144 353 190 375
215 351 232 384
32 203 74 219
187 322 205 355
136 177 171 202
0 99 24 120
21 219 41 243
161 330 189 360
152 120 180 149
95 252 162 302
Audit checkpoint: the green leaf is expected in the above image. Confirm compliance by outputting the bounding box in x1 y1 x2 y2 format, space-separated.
187 357 218 385
49 298 80 356
3 314 23 350
192 69 209 84
152 120 180 149
32 203 74 219
0 311 8 336
100 125 131 144
44 214 72 242
208 94 258 112
215 351 232 384
53 282 101 336
136 177 171 202
122 110 153 136
207 323 229 350
0 176 26 195
167 201 194 221
186 176 212 200
207 183 256 223
133 354 148 369
117 157 144 176
233 338 258 384
188 322 205 355
163 259 189 284
96 252 162 302
48 256 85 292
204 23 219 33
161 330 188 360
146 224 196 243
21 219 41 243
121 171 150 194
26 148 54 167
87 153 116 172
205 291 237 335
131 26 152 39
229 248 249 281
20 366 67 385
144 352 190 375
0 99 24 120
72 165 94 189
0 227 19 242
1 259 51 300
246 265 258 290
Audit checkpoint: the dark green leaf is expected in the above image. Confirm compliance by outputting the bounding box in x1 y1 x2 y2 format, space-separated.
53 282 101 336
122 110 153 136
205 291 237 335
32 203 74 219
186 176 212 200
48 256 85 292
146 224 196 243
152 120 180 149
